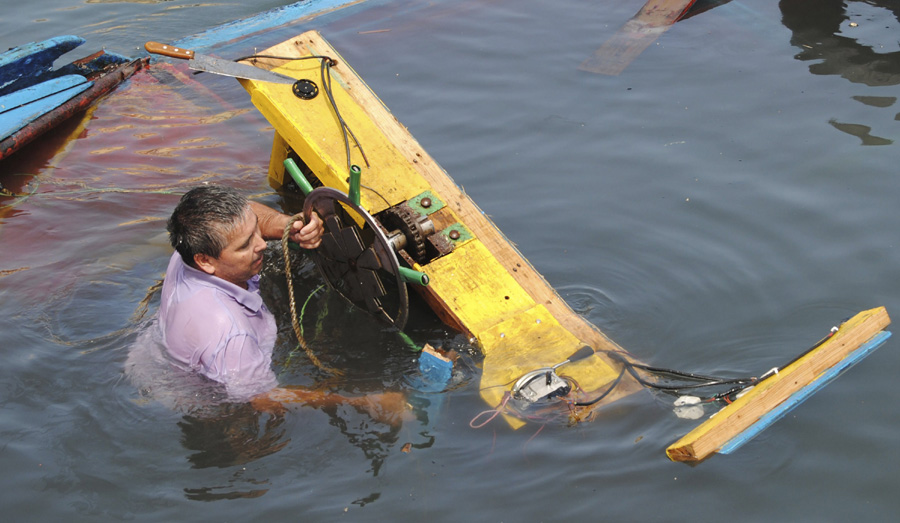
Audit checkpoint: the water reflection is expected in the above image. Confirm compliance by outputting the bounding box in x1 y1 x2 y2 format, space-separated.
126 305 428 496
781 0 900 86
124 248 464 500
178 405 289 469
780 0 900 144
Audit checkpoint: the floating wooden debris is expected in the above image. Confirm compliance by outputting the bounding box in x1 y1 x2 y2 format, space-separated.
1 36 147 161
579 0 698 75
667 307 891 463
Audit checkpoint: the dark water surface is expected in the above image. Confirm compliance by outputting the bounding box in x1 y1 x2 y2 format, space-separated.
2 0 900 521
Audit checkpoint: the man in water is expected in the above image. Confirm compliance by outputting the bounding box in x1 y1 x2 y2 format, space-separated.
158 185 406 421
159 184 321 400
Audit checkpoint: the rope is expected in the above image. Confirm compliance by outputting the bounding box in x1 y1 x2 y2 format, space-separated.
281 214 342 376
283 283 325 369
469 392 512 428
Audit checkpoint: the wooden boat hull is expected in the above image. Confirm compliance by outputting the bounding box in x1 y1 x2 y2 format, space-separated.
0 37 147 161
239 30 644 427
234 30 890 450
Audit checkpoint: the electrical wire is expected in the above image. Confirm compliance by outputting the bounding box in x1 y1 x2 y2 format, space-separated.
570 366 626 407
601 348 758 396
571 323 842 406
235 53 370 174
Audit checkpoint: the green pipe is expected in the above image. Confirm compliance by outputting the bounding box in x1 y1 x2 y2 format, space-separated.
397 330 421 352
348 164 361 206
398 266 429 286
283 158 315 196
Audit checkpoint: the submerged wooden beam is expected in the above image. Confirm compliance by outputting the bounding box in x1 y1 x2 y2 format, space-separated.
240 31 643 428
579 0 697 75
667 307 891 463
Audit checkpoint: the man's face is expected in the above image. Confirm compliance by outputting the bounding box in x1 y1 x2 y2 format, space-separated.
195 208 267 288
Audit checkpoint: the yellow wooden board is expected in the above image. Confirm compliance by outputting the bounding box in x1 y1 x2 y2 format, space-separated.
240 30 643 427
425 239 536 335
667 306 891 462
478 304 625 427
243 55 429 215
236 30 891 454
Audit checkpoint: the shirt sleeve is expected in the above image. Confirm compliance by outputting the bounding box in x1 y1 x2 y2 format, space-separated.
206 333 279 401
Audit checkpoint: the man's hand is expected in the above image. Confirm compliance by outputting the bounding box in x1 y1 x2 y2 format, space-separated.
250 201 324 249
288 212 323 249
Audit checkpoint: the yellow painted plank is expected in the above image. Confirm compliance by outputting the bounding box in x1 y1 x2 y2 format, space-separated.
267 131 291 187
425 239 536 336
479 307 582 429
667 307 891 462
272 35 641 363
479 305 621 395
242 56 429 214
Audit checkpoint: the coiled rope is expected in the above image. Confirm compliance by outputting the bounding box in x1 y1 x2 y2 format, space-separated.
281 214 342 376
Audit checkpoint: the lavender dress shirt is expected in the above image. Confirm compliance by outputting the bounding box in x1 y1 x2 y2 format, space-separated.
158 251 278 400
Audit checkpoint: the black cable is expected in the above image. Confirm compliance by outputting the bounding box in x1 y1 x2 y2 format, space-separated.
776 325 839 371
318 57 369 172
706 325 840 403
235 53 369 174
572 366 627 407
519 323 844 413
626 362 736 383
596 322 840 402
600 348 760 399
361 184 391 208
233 54 335 64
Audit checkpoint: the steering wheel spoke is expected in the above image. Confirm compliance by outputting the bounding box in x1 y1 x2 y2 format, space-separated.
303 187 409 329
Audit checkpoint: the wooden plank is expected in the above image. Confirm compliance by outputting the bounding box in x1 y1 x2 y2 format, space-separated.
243 54 430 215
240 31 644 424
0 58 147 161
0 76 91 140
718 330 891 455
260 34 640 363
0 35 85 90
666 307 891 463
424 239 536 335
478 304 622 428
579 0 697 75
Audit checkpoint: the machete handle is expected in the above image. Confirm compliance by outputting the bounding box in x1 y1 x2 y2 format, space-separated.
144 42 194 60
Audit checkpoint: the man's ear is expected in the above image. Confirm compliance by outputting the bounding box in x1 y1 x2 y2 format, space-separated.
193 253 217 275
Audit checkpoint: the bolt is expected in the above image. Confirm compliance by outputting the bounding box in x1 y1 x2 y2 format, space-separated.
449 229 460 240
420 197 432 208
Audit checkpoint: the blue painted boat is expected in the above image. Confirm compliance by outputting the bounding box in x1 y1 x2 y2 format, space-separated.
0 36 148 161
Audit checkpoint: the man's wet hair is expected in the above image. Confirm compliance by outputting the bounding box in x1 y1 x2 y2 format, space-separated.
167 185 250 264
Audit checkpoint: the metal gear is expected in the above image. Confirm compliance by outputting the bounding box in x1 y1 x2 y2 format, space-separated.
381 204 429 261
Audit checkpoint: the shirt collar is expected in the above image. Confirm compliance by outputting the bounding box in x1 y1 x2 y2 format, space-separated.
175 252 264 313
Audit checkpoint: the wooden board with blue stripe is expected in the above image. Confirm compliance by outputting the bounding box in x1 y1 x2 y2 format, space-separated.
0 36 146 161
0 75 91 140
667 307 891 462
